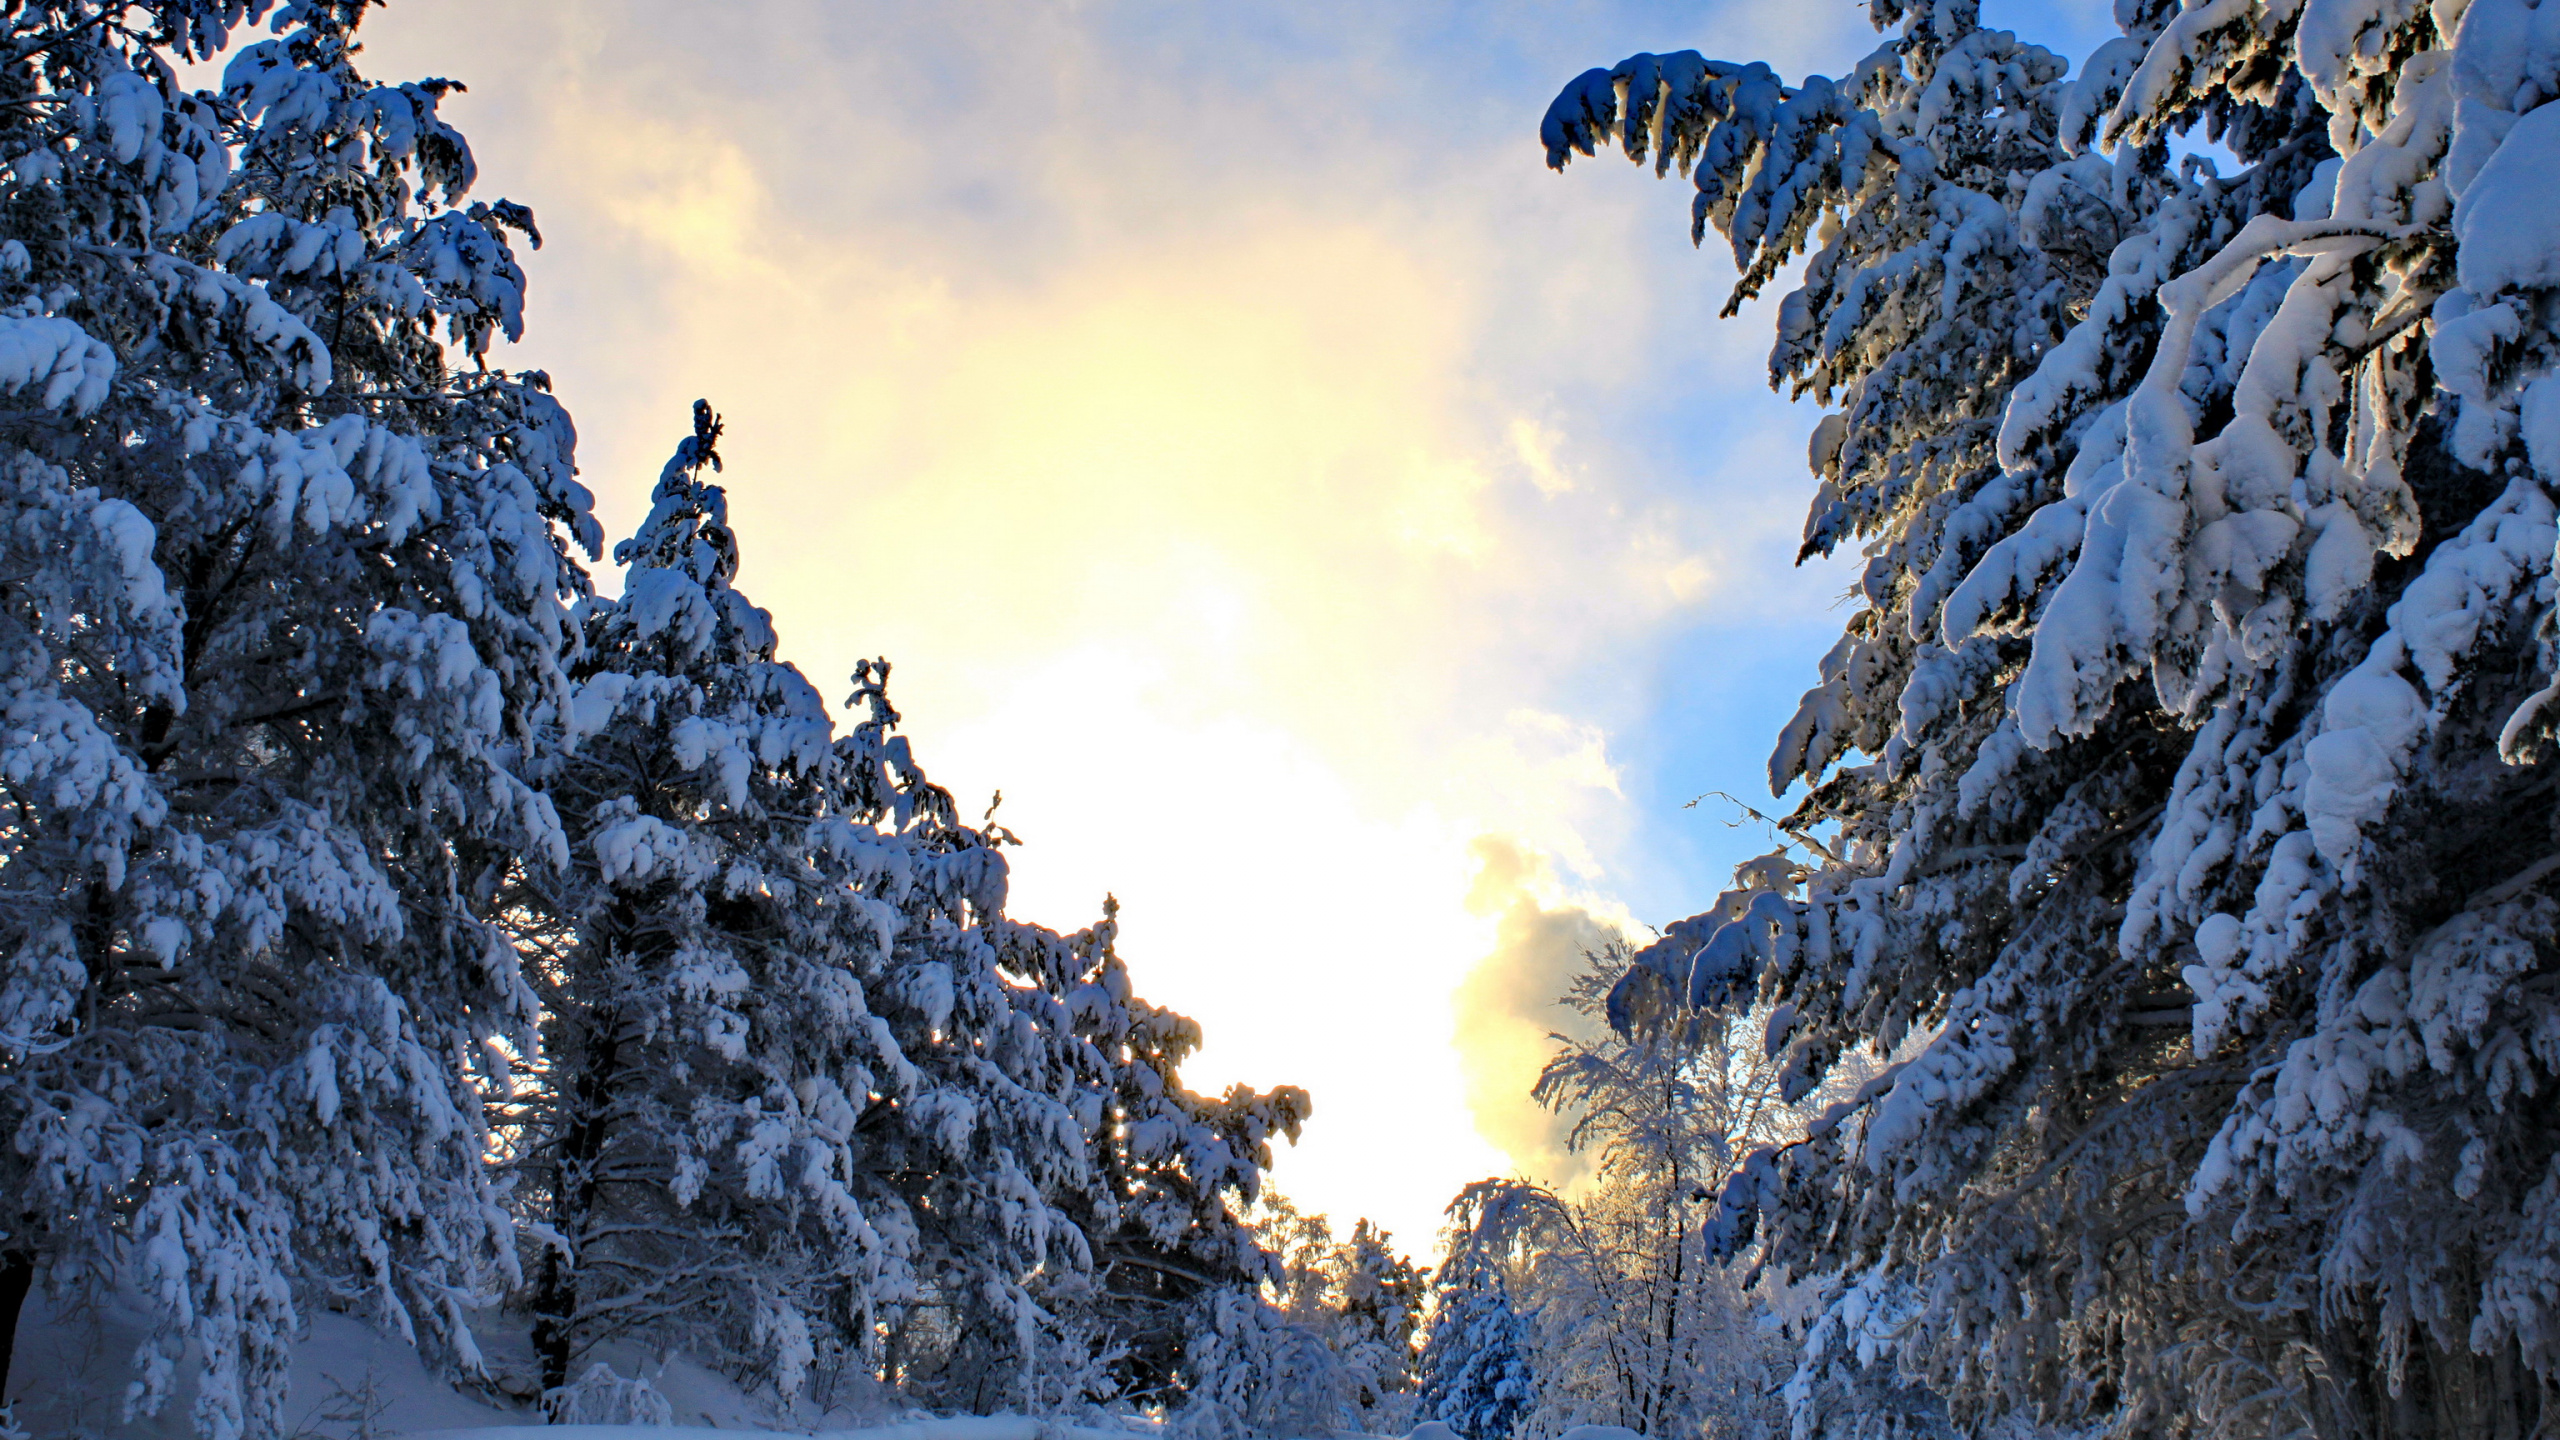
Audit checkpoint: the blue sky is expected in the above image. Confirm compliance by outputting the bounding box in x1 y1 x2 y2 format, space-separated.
362 0 2114 1254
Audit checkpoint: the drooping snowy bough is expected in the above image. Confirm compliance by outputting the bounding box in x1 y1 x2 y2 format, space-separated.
1551 0 2560 1434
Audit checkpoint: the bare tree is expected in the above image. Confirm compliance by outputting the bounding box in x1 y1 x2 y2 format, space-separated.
1438 942 1801 1439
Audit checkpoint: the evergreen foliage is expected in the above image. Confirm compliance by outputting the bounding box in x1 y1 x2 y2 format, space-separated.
1336 1218 1428 1415
506 400 1313 1423
0 5 588 1435
504 398 1104 1410
1548 0 2560 1433
1023 909 1312 1418
0 5 1308 1434
1417 1263 1534 1440
1244 1193 1425 1431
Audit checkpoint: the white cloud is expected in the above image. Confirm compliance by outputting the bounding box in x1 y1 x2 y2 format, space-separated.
1510 417 1575 497
357 0 1886 1255
1449 835 1630 1190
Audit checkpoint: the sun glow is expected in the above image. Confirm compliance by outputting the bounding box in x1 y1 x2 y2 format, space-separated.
357 0 1864 1254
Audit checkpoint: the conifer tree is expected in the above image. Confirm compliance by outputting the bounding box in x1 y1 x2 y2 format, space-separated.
0 4 1312 1431
506 400 947 1405
990 907 1313 1415
1236 1196 1423 1427
512 402 1309 1417
1419 1262 1534 1440
1336 1218 1427 1416
0 4 596 1435
1549 0 2560 1433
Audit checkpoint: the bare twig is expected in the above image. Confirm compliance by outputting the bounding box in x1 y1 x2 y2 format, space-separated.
1684 790 1844 866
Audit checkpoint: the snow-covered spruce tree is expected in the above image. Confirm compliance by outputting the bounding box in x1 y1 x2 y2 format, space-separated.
992 907 1315 1418
1335 1217 1427 1419
502 400 942 1407
0 4 595 1435
806 744 1127 1414
1243 1195 1425 1427
1165 1285 1348 1440
1550 0 2560 1434
1417 1259 1534 1440
510 402 1303 1418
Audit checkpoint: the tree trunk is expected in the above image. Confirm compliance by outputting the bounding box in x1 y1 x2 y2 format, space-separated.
0 1249 34 1405
531 1243 576 1402
1645 1076 1687 1434
535 1011 623 1406
1653 1209 1686 1430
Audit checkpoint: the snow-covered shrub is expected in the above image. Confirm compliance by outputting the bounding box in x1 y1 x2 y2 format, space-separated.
1549 0 2560 1432
546 1362 676 1427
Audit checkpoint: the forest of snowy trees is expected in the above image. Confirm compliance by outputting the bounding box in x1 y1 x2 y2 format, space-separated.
8 0 2560 1437
0 2 1340 1435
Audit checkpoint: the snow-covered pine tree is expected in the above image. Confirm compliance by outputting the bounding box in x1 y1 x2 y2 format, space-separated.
991 905 1314 1415
515 402 1297 1418
1550 0 2560 1433
1335 1217 1426 1419
0 4 596 1435
1166 1284 1348 1440
514 404 1313 1413
1417 1254 1533 1440
808 720 1116 1414
503 400 947 1406
1236 1197 1423 1427
0 1 1308 1426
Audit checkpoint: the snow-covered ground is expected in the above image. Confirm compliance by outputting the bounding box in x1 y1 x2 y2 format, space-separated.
409 1414 1172 1424
397 1424 1635 1440
9 1292 1652 1440
10 1300 1630 1440
6 1290 823 1435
